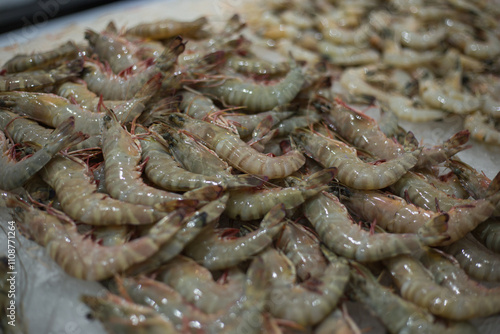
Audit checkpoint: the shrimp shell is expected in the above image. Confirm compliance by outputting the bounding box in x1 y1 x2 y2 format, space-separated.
125 17 208 40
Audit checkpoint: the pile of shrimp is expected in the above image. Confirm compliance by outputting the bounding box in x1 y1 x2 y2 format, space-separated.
0 1 500 332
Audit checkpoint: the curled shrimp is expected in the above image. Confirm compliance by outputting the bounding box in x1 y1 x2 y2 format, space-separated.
226 55 291 76
225 167 335 220
183 203 286 270
293 129 420 190
166 112 305 179
156 255 245 314
318 41 380 66
2 41 81 73
7 198 183 281
0 117 82 190
464 111 500 146
199 60 305 113
180 90 220 119
350 261 479 332
472 217 500 253
0 58 83 92
384 253 500 320
101 110 182 207
341 188 496 245
125 16 208 40
304 192 445 262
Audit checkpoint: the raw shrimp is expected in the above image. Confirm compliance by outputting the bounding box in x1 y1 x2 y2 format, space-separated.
82 293 178 333
318 41 380 66
125 194 228 275
442 233 500 282
264 247 350 326
125 17 208 40
315 307 360 334
226 55 290 76
293 129 420 190
166 112 305 179
382 95 447 122
304 192 446 262
0 117 82 190
381 32 441 69
225 167 335 220
2 41 81 73
101 110 182 207
180 90 220 119
447 158 498 200
199 61 305 113
40 155 165 225
272 110 321 137
350 261 479 332
384 253 500 320
0 58 83 92
156 255 245 314
318 98 469 167
183 203 286 270
472 217 500 253
221 110 294 138
448 28 500 60
341 187 495 245
8 199 184 280
417 168 470 199
275 221 329 281
464 111 500 146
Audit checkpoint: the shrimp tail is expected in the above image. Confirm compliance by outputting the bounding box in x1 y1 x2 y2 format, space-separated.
153 199 200 212
59 58 85 76
225 174 268 189
443 129 471 156
135 72 163 98
403 131 419 151
304 167 338 190
418 213 451 246
84 29 99 47
486 171 500 202
183 184 226 201
47 116 87 150
156 36 186 72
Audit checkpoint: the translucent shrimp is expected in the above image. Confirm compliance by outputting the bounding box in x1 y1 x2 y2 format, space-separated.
448 28 500 60
156 255 245 314
101 110 182 207
384 253 500 320
226 55 291 76
0 58 83 92
40 155 165 225
381 31 441 69
8 199 184 280
180 90 220 119
125 16 208 40
315 307 360 334
0 117 82 190
318 41 380 66
221 110 294 139
341 188 494 245
166 113 305 179
304 192 446 262
225 168 335 220
442 233 500 282
447 158 499 200
82 293 177 333
183 203 286 270
2 40 81 73
263 247 350 326
350 261 479 333
275 221 329 281
472 217 500 253
382 95 447 122
464 111 500 146
318 98 469 167
199 61 305 113
293 129 420 190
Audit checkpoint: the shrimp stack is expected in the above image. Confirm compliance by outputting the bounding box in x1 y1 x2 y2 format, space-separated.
0 1 500 333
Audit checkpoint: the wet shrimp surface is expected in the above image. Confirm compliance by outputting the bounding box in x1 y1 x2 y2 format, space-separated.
2 0 500 333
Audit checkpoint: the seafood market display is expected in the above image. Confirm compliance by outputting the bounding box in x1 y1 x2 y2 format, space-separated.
2 0 500 332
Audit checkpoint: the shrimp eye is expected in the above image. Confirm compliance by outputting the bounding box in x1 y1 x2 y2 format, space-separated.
103 115 111 122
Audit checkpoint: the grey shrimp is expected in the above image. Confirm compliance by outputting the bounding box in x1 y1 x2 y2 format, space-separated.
442 233 500 282
166 113 305 179
125 16 208 40
0 117 82 190
40 155 165 225
183 203 286 270
226 55 291 76
293 129 420 190
304 192 445 262
199 61 305 113
220 110 294 139
2 41 81 73
180 90 220 119
341 188 493 245
101 110 182 207
225 167 336 220
464 111 500 146
472 217 500 253
156 255 245 314
318 41 380 66
350 261 479 333
0 58 83 92
384 253 500 320
8 198 183 280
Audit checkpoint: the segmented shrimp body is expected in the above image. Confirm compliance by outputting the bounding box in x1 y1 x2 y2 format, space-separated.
10 201 182 280
167 113 305 179
2 41 81 73
102 111 182 206
464 111 500 145
199 62 305 113
0 58 83 92
384 254 500 320
183 203 286 270
180 90 220 119
125 17 208 40
293 129 420 190
304 192 444 262
472 217 500 253
40 155 165 225
342 188 493 245
0 117 82 190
